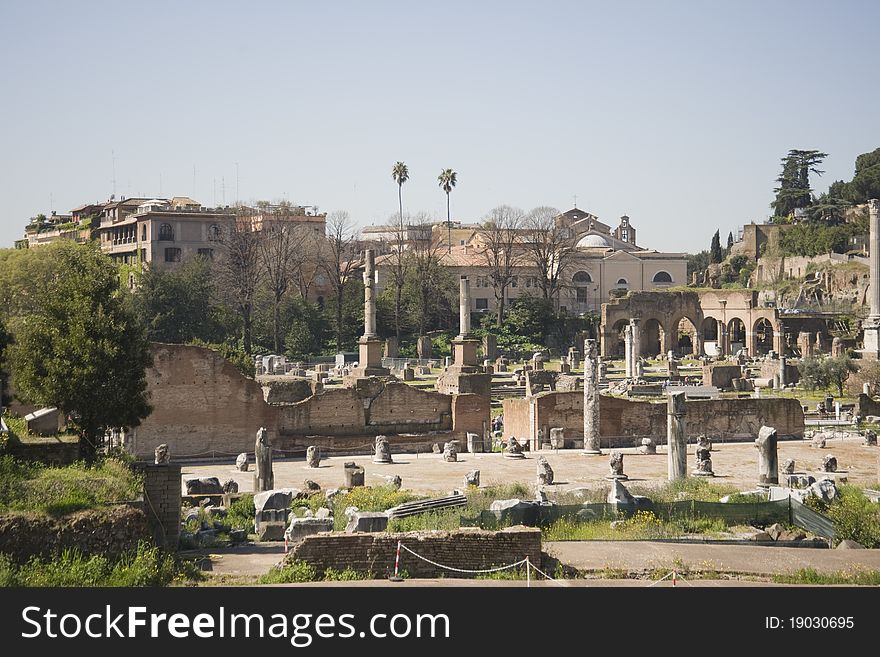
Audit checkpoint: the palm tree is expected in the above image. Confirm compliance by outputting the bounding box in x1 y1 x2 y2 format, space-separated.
438 168 457 252
391 161 409 225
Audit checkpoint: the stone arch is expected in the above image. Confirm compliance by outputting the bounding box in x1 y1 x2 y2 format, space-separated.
674 316 699 357
572 270 593 284
641 318 665 357
652 270 673 284
701 316 718 341
753 318 774 355
610 319 628 358
727 317 747 353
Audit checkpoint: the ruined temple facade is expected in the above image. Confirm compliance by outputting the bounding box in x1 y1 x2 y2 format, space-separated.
600 289 785 359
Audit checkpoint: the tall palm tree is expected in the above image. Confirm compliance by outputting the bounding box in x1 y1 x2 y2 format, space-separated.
438 168 457 252
391 161 409 225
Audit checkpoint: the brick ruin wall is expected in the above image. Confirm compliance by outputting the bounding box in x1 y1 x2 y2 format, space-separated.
284 527 542 578
503 392 804 447
129 344 486 459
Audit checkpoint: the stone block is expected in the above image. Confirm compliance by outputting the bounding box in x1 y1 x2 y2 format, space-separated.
285 517 334 542
345 511 389 533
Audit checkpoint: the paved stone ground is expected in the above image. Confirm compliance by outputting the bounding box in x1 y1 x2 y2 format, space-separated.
193 540 880 585
183 435 880 496
544 541 880 576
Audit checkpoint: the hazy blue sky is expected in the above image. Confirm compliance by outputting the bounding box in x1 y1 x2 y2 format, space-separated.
1 1 878 251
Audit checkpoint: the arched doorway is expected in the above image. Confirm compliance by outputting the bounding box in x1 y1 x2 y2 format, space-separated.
754 318 774 355
728 318 746 354
642 318 664 358
701 317 719 356
610 319 628 358
676 317 698 357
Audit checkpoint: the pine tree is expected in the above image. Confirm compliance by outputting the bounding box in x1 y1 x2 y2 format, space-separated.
710 230 723 264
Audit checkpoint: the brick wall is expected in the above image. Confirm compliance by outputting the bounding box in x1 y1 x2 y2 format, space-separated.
0 505 150 563
503 392 804 447
285 527 541 578
451 394 491 449
136 462 181 550
131 345 473 459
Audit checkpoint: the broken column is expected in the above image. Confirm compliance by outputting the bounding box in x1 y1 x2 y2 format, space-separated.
667 392 687 480
582 338 602 454
755 425 779 486
345 249 390 382
372 435 393 464
863 199 880 358
306 445 320 468
630 319 641 375
692 435 714 477
343 462 365 487
624 323 633 378
606 450 627 480
253 427 274 492
536 456 554 486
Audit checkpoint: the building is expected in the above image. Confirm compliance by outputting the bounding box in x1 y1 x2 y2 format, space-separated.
373 207 686 316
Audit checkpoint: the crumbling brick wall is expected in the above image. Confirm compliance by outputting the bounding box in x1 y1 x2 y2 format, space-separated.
503 392 804 447
284 527 541 578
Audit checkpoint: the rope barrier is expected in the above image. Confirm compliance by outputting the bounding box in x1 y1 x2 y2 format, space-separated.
397 543 528 574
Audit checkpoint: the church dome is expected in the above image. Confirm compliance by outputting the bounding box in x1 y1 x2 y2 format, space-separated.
577 234 610 248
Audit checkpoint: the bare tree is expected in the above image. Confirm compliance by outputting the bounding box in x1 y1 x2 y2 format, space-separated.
386 213 411 339
320 211 360 350
479 205 526 324
522 206 577 304
214 211 265 354
404 214 454 337
292 228 323 301
259 207 309 353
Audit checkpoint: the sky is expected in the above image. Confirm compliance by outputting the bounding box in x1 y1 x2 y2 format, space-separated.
1 0 878 252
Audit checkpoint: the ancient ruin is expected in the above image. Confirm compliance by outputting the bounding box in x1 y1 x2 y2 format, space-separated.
667 392 687 480
306 445 321 468
536 456 554 486
154 443 169 465
607 450 627 480
253 427 274 493
755 425 779 486
582 338 602 454
373 435 393 464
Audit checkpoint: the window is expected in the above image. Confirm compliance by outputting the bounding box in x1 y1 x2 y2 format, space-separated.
164 247 181 263
510 276 518 288
576 288 588 303
476 298 489 310
197 248 214 260
572 270 592 284
208 224 221 241
141 224 146 241
621 229 629 241
652 271 673 283
159 223 174 241
459 240 465 246
616 278 628 286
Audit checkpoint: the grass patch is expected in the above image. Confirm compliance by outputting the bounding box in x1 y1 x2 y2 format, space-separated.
0 543 203 587
771 568 880 585
258 560 318 584
0 455 142 516
543 510 731 541
226 494 255 531
626 477 740 503
323 567 371 581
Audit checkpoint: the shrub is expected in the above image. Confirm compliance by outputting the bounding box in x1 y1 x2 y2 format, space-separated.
226 494 256 531
258 560 317 584
806 485 880 548
323 567 370 581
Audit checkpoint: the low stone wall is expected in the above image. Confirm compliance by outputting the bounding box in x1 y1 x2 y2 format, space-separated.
0 505 150 563
284 526 541 578
503 392 804 447
6 439 81 465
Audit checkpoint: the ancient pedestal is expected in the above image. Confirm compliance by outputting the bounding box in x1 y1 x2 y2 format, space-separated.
536 457 554 486
606 450 627 480
253 427 274 492
373 435 393 464
344 462 365 488
755 425 779 486
667 392 687 480
306 445 320 468
582 338 602 454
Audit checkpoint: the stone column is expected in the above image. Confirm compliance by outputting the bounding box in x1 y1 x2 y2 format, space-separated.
582 339 601 454
458 276 471 338
363 249 376 338
778 356 787 387
623 323 633 378
630 319 641 373
870 199 880 319
667 392 687 480
755 425 778 486
716 319 726 357
253 427 274 492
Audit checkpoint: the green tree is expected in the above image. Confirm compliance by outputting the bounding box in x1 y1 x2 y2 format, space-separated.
402 237 455 337
771 149 827 220
437 168 457 253
726 232 734 252
131 256 222 344
839 148 880 204
687 250 710 282
0 320 9 408
709 230 723 264
6 243 152 459
798 355 857 396
825 355 858 396
284 298 331 359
